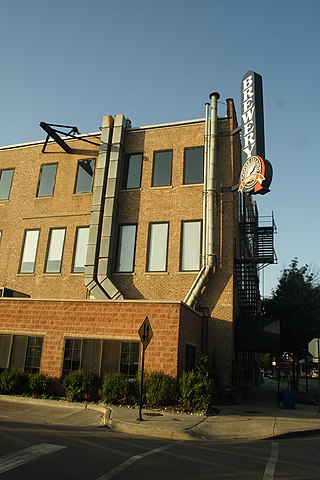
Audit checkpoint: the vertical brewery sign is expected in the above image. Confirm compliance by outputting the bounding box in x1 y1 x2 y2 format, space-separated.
239 71 272 195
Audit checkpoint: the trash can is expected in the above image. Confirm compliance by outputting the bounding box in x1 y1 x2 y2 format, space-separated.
281 388 295 409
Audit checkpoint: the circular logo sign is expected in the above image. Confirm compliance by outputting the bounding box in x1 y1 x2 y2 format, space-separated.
238 155 266 194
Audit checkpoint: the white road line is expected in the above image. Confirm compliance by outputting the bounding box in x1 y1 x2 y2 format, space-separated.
97 441 183 480
263 442 279 480
0 443 66 474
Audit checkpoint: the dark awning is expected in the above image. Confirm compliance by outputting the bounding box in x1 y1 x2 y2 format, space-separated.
234 316 281 353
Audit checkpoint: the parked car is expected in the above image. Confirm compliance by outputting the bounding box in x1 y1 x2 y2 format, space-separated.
311 370 319 378
270 371 288 381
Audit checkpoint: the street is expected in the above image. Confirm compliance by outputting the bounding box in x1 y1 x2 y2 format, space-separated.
1 409 320 479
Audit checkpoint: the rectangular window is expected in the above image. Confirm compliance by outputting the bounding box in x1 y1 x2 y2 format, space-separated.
24 337 44 373
181 221 202 271
72 226 89 273
0 334 43 372
152 150 172 187
45 228 66 273
37 163 58 197
101 340 121 376
0 334 11 368
116 224 137 273
122 153 143 189
10 335 28 369
74 159 95 193
0 168 14 200
183 147 204 184
81 339 101 375
62 338 140 378
20 229 40 273
62 339 81 374
147 222 169 272
120 341 140 377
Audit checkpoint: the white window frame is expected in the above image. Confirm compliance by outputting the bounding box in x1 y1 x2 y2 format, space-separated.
45 228 66 273
181 220 202 271
147 222 169 272
72 226 89 273
19 230 40 273
116 224 137 273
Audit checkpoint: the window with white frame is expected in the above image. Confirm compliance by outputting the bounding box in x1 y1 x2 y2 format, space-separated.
0 168 14 200
72 226 89 273
147 222 169 272
181 220 202 271
37 163 58 197
45 228 66 273
19 229 40 273
116 224 137 272
183 147 204 184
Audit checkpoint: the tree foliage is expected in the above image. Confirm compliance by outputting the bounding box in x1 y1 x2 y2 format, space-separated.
264 258 320 355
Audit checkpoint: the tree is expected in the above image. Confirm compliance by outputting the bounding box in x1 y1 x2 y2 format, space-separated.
263 258 320 390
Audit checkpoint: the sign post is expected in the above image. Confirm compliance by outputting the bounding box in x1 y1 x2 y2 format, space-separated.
308 338 320 413
138 316 153 421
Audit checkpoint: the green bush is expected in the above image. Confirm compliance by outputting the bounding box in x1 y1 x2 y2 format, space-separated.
0 369 29 395
178 356 216 413
99 373 138 405
62 370 97 402
143 371 175 407
29 372 53 398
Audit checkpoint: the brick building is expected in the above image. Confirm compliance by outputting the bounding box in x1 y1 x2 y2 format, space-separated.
0 93 276 390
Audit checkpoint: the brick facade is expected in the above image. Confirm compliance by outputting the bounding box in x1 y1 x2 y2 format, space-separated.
0 99 243 386
0 298 202 379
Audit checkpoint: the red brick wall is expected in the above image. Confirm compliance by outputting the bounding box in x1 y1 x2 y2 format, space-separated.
0 298 202 379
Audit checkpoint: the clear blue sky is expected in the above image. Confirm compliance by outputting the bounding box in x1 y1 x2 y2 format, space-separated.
1 0 319 296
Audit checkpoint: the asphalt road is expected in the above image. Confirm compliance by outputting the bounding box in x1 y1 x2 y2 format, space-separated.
1 402 320 479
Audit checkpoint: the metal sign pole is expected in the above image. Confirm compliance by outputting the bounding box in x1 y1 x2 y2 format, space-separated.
138 346 145 421
318 338 320 414
137 316 153 422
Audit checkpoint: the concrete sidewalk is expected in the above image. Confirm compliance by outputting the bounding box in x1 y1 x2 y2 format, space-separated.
106 378 320 440
1 379 320 440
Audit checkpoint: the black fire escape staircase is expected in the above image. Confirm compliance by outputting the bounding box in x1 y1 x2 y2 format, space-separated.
235 205 277 317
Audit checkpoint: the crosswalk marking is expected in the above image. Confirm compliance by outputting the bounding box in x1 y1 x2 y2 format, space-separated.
97 441 183 480
0 443 66 474
263 442 279 480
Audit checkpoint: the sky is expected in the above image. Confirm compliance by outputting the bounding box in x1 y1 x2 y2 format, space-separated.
1 0 319 297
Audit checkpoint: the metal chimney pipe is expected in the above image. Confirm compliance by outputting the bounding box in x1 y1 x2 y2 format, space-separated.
184 92 220 307
202 102 210 268
207 92 220 269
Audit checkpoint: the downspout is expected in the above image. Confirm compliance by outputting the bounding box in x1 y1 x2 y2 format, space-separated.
84 114 124 300
184 92 220 307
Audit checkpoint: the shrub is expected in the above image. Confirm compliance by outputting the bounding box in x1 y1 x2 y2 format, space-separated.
29 372 53 398
143 371 175 407
178 356 216 413
0 369 29 395
99 373 138 405
62 370 98 402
